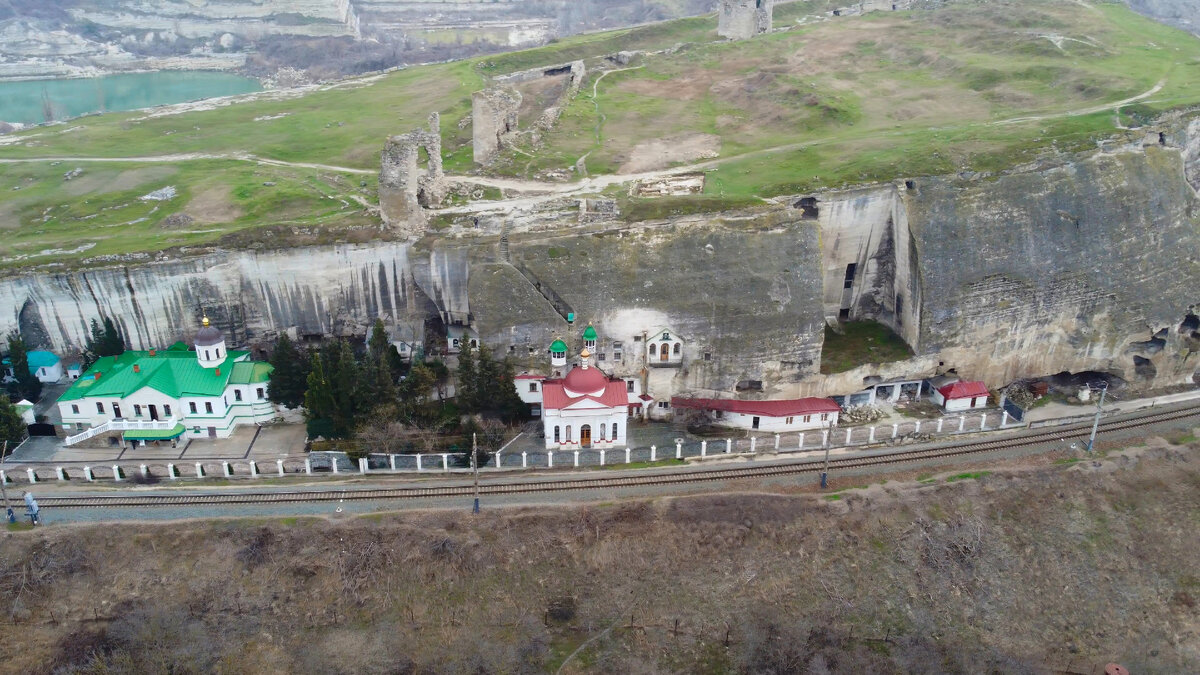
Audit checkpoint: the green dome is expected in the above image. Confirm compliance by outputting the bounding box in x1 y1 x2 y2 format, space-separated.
549 339 568 353
582 325 598 340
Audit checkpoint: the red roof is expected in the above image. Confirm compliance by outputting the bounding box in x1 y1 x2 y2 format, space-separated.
542 371 629 411
638 394 654 401
671 396 840 417
938 381 989 399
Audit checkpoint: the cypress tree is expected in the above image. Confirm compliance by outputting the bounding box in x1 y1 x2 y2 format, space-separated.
329 341 359 437
268 334 309 409
368 318 389 360
82 317 125 368
456 341 478 412
0 396 25 447
6 334 41 402
303 352 337 439
475 343 501 411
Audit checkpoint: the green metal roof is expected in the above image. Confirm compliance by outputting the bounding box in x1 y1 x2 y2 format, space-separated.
57 348 262 402
123 424 186 441
549 339 568 353
229 361 273 384
582 325 598 340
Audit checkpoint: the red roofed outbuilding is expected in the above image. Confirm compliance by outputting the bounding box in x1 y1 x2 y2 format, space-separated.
931 380 990 411
671 396 840 432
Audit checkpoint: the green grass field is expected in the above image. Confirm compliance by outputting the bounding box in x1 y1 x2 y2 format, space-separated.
1 0 1199 269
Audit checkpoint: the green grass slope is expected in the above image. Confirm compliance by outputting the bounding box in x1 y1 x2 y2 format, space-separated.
1 0 1199 270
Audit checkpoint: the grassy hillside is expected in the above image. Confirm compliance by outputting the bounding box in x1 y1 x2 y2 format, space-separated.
1 0 1199 269
1 441 1197 672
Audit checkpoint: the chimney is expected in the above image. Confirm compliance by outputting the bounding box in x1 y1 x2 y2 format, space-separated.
133 364 140 373
94 372 102 380
215 367 221 376
149 349 156 357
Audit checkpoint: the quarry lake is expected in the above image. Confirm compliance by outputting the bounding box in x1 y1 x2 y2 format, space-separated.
0 71 262 126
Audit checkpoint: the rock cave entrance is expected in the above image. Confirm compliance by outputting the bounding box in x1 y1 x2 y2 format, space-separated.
795 197 819 220
1132 356 1157 379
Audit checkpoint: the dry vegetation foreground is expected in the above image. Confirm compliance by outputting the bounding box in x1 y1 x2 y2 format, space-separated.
2 439 1199 674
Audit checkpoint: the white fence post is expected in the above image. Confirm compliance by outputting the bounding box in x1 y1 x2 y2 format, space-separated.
725 439 732 454
892 423 898 438
330 458 339 474
195 462 205 478
625 447 631 464
390 455 397 471
1001 411 1009 427
798 434 805 450
26 468 37 484
914 421 921 433
140 464 148 478
599 449 606 466
112 465 123 482
304 458 312 475
440 454 449 472
821 430 829 446
959 416 966 432
83 467 94 482
749 437 756 454
573 450 580 467
167 463 177 480
701 440 708 457
937 418 944 433
650 445 657 462
56 466 67 481
494 451 502 469
277 459 285 477
676 442 682 459
980 413 988 430
521 452 528 468
222 461 232 477
249 461 259 477
846 428 853 445
358 458 368 474
869 427 876 443
548 450 554 468
416 454 423 472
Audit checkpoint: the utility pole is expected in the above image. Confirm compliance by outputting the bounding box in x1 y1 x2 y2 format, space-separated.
0 441 13 523
820 419 832 489
471 432 480 514
1085 383 1107 455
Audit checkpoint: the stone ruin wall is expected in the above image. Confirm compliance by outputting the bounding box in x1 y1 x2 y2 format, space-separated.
472 88 522 165
378 112 445 237
718 0 773 40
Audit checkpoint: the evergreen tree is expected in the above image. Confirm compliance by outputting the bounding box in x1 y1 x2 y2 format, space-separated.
82 316 125 368
0 396 26 447
456 341 478 412
6 334 41 402
368 318 390 360
303 352 337 439
495 357 529 422
359 349 397 411
329 341 360 437
476 343 500 407
268 334 309 409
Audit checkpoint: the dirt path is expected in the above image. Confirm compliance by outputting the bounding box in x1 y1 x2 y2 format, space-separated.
0 77 1173 215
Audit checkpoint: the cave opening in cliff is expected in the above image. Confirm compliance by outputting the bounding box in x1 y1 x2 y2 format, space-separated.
795 197 819 220
1132 356 1157 379
1181 312 1199 336
904 180 915 190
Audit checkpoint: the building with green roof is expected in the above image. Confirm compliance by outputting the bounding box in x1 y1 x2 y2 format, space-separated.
2 350 63 383
57 320 275 446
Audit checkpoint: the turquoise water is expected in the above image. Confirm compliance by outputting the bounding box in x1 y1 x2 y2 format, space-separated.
0 71 263 126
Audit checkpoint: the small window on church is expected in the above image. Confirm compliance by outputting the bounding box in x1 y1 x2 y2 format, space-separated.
821 413 829 421
612 422 618 439
134 405 142 416
97 402 105 413
71 404 79 414
529 383 538 392
234 390 242 402
204 349 210 360
205 402 213 414
164 405 172 416
786 417 794 425
662 332 670 340
649 344 657 356
627 380 635 392
565 425 572 442
598 353 605 361
673 343 681 355
189 402 197 414
256 388 264 400
554 426 560 443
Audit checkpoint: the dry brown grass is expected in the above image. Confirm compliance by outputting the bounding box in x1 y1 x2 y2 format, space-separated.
1 440 1198 673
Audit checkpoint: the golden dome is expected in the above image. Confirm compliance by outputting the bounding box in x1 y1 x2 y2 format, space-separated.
580 347 591 359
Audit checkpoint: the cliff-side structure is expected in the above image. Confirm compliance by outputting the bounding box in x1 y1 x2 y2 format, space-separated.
378 112 446 236
718 0 773 40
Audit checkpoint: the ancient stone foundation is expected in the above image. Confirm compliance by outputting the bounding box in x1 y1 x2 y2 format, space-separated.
718 0 773 40
379 112 446 237
472 88 522 165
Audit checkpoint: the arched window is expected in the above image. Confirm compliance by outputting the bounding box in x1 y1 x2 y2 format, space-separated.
554 426 560 443
673 343 681 355
599 425 606 440
612 423 618 440
649 344 657 356
204 349 210 360
565 425 572 442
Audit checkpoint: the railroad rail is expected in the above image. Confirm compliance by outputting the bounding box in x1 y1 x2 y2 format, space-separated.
19 403 1200 510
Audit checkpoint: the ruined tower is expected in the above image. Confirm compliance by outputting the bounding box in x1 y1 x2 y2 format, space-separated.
378 112 446 238
472 88 522 165
718 0 773 40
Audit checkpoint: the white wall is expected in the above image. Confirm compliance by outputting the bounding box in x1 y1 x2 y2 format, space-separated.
542 407 627 449
936 394 988 412
705 410 838 433
35 362 64 383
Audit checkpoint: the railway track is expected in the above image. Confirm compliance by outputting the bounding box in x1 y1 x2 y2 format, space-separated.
22 403 1200 510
